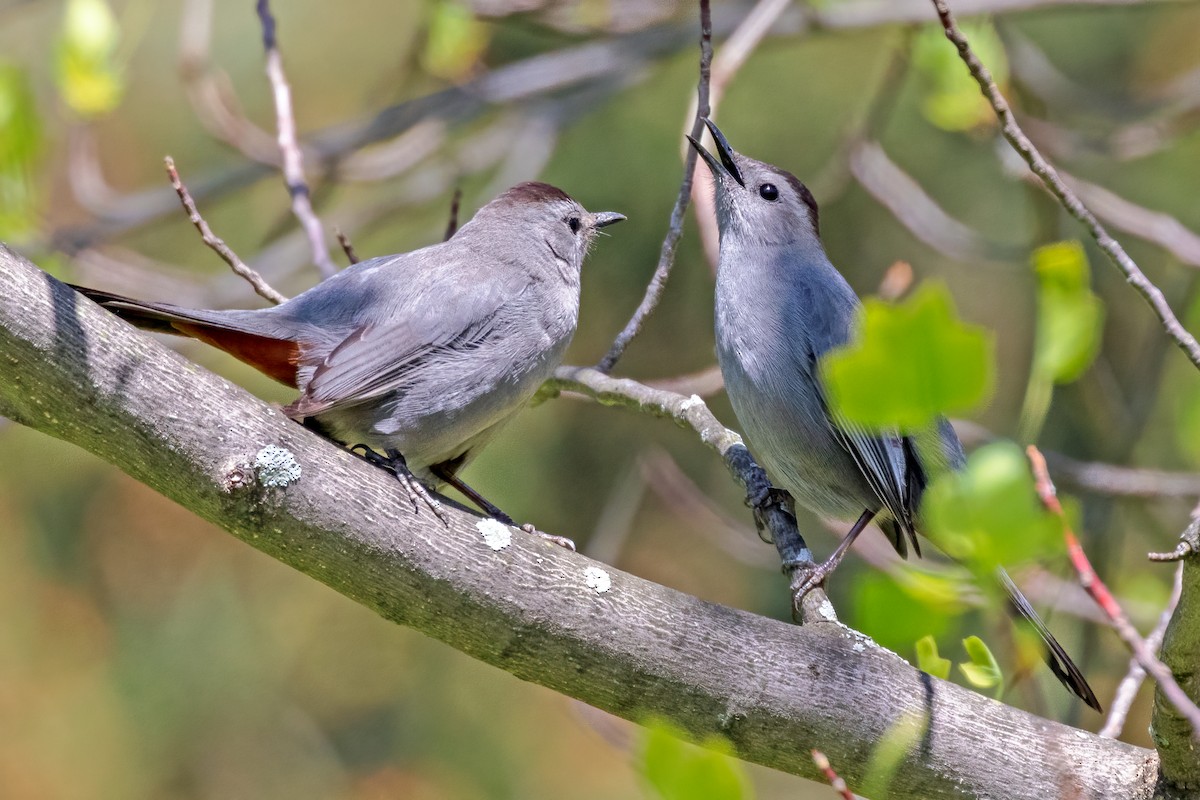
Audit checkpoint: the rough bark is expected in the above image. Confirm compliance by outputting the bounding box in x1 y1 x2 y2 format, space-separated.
0 244 1182 798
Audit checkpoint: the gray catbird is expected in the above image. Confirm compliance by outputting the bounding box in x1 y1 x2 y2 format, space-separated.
689 119 1100 711
72 182 624 524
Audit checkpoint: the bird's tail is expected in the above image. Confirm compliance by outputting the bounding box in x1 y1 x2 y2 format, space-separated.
996 567 1101 712
71 285 302 387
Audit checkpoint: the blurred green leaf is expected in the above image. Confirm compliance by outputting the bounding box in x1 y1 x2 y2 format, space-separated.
638 719 753 800
861 710 927 799
56 0 124 117
1031 241 1105 384
853 572 957 653
0 63 42 239
915 635 951 680
822 281 994 432
913 21 1009 131
958 635 1004 697
924 441 1063 574
421 0 489 81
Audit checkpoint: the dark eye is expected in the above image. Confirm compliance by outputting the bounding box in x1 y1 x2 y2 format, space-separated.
759 183 779 201
567 217 581 233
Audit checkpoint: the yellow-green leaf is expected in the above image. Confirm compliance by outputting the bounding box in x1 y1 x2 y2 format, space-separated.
638 719 753 800
959 635 1004 697
913 21 1009 132
1031 241 1105 384
421 1 489 81
56 0 124 117
821 281 994 432
915 635 952 680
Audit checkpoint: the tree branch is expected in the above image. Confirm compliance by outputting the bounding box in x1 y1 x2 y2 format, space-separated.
0 244 1178 798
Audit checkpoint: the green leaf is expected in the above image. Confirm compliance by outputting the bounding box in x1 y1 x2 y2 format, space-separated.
852 572 959 653
861 710 927 799
1031 241 1105 384
821 281 994 432
958 635 1004 697
915 635 951 680
56 0 125 117
913 21 1009 131
0 63 42 240
923 441 1063 575
638 719 753 800
421 1 489 81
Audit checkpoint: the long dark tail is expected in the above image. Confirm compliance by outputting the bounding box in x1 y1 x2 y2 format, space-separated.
70 285 302 387
997 568 1101 711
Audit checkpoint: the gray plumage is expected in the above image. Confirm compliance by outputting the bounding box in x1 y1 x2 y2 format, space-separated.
74 182 624 488
689 119 1099 711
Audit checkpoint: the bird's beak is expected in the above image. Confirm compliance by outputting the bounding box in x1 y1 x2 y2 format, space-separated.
687 118 745 188
593 211 626 228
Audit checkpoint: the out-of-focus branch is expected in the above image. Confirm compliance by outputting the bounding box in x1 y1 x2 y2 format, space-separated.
255 0 338 279
1027 447 1200 750
597 0 712 373
645 364 725 398
932 0 1200 372
848 140 1016 263
164 157 287 305
812 750 855 800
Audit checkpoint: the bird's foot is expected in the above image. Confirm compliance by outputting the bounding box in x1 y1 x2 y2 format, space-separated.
351 445 450 526
516 522 576 551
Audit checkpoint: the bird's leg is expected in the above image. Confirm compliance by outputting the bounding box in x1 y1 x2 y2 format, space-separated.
795 509 877 598
350 445 450 526
430 463 575 551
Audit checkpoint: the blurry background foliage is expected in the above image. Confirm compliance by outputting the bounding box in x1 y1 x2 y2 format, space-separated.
1 0 1198 797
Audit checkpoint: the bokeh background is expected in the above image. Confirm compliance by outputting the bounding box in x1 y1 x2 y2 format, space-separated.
2 0 1200 797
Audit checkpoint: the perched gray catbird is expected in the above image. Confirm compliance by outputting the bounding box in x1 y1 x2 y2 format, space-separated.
689 119 1100 711
73 182 624 523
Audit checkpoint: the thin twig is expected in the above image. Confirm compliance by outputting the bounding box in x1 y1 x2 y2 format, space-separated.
811 749 855 800
444 188 463 241
596 0 712 373
255 0 337 279
163 157 287 305
1099 562 1183 739
1027 446 1200 739
931 0 1200 372
334 227 359 265
690 0 796 271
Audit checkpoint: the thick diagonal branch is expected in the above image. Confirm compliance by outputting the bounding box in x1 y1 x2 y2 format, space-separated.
0 245 1172 800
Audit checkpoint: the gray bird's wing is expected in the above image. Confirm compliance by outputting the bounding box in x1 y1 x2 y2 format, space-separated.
284 269 511 419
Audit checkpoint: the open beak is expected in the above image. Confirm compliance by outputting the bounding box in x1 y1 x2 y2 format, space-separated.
686 118 745 187
593 211 626 228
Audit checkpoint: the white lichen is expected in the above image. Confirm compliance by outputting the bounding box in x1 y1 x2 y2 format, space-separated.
254 445 301 487
680 394 703 411
476 518 512 551
584 566 611 594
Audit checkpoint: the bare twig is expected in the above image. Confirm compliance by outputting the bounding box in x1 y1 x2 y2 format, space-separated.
932 0 1200 372
1027 446 1200 740
255 0 338 279
1099 562 1183 739
812 749 856 800
444 188 463 241
334 228 359 265
596 0 712 373
163 157 287 305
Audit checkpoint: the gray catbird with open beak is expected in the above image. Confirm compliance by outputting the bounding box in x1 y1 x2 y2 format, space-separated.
688 119 1100 711
72 182 625 525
